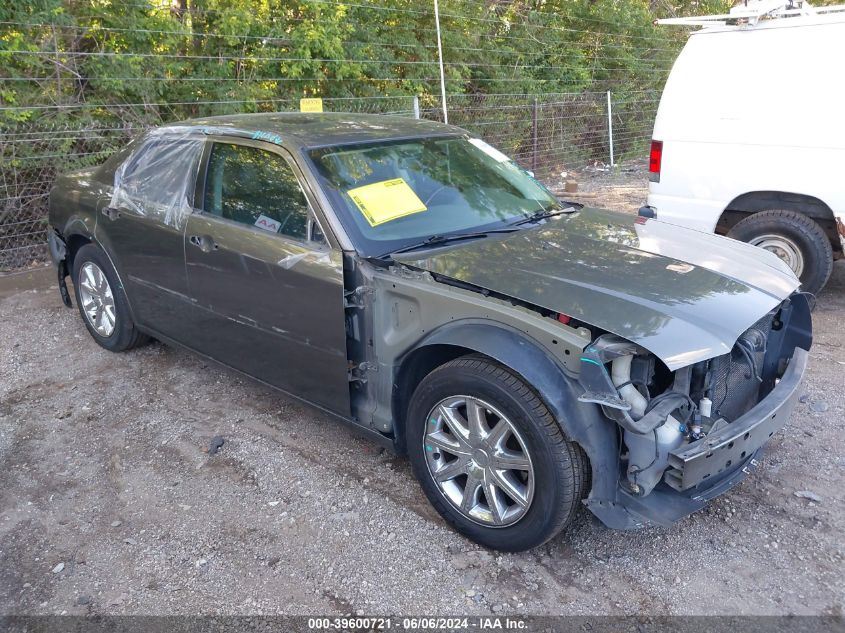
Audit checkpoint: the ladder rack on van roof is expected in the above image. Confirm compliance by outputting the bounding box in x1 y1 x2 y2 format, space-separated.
655 0 845 27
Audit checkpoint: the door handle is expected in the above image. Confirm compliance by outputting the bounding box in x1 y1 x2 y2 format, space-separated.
189 234 219 253
102 206 121 221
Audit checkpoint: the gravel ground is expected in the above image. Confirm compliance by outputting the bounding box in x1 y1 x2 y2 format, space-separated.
1 220 843 616
549 160 653 214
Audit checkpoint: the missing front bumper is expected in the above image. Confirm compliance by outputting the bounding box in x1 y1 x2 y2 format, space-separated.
47 229 72 308
664 347 808 491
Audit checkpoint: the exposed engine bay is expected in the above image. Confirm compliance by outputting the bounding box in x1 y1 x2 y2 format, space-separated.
578 296 812 498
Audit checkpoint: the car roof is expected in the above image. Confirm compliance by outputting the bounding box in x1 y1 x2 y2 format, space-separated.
163 112 467 149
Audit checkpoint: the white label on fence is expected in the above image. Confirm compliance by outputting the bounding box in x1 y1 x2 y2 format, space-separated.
468 138 511 163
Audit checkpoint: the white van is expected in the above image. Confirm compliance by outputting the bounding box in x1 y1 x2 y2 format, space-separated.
645 2 845 294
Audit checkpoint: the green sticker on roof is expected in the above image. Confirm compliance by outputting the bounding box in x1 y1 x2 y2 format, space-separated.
252 131 283 144
197 126 282 145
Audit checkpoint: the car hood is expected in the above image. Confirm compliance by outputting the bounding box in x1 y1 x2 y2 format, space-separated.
394 208 800 369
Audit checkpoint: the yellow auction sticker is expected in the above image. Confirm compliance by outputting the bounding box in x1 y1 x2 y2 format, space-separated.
347 178 428 227
300 98 323 112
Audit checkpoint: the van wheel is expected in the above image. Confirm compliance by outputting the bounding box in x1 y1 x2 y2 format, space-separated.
728 210 833 295
72 244 149 352
407 355 581 551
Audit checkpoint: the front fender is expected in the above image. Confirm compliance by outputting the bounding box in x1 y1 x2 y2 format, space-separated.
406 321 621 514
58 217 97 246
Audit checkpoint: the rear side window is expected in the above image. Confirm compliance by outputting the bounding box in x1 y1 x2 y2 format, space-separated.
203 142 310 241
121 139 198 205
111 131 205 228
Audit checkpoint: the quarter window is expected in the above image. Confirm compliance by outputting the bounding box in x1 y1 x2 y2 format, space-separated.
203 142 310 241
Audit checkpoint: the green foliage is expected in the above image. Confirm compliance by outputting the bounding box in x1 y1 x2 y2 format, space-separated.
0 0 696 129
0 0 727 268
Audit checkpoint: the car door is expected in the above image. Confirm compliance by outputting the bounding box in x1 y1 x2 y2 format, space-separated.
95 132 205 342
183 138 350 416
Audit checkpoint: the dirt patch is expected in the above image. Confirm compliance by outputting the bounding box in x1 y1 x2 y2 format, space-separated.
1 235 843 616
548 160 651 214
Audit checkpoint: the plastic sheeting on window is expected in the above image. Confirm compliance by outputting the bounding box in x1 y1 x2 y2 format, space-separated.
109 126 206 229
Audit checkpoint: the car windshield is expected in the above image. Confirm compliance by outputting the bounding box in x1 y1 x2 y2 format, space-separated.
306 135 564 257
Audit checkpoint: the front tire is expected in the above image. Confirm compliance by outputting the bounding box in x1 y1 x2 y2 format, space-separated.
72 244 149 352
407 355 581 551
727 210 833 295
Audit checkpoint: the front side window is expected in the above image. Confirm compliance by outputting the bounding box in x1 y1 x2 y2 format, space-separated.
203 142 310 241
307 136 563 257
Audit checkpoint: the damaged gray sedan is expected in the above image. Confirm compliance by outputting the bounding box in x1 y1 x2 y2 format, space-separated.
48 113 812 551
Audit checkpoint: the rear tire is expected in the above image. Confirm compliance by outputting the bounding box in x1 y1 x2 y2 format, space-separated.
407 354 581 551
72 244 149 352
727 210 833 295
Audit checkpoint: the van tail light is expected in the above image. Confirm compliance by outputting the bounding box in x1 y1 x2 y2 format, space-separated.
648 140 662 183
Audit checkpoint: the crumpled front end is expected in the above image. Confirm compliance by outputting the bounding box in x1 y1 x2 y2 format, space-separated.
578 291 812 530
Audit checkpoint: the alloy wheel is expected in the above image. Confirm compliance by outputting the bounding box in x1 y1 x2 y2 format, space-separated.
78 262 116 337
423 395 534 527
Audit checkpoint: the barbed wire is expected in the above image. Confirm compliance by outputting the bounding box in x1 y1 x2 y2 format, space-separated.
449 0 680 30
296 0 677 44
0 19 684 55
1 7 684 51
0 4 666 270
1 51 676 71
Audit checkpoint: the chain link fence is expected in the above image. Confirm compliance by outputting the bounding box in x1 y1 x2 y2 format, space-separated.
0 95 418 270
0 90 659 270
431 90 659 180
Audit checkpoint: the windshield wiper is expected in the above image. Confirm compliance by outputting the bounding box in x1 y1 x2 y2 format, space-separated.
383 228 518 258
378 202 581 259
510 204 581 227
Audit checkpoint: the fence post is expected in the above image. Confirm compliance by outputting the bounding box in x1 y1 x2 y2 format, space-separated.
413 95 420 120
433 0 448 124
606 90 615 168
531 98 538 174
51 25 62 101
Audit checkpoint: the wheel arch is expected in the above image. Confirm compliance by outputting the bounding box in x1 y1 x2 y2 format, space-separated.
391 321 619 505
717 191 841 256
392 342 475 453
65 232 93 272
62 231 138 323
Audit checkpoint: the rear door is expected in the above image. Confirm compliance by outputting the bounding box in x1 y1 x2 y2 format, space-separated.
96 132 205 342
183 138 350 415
